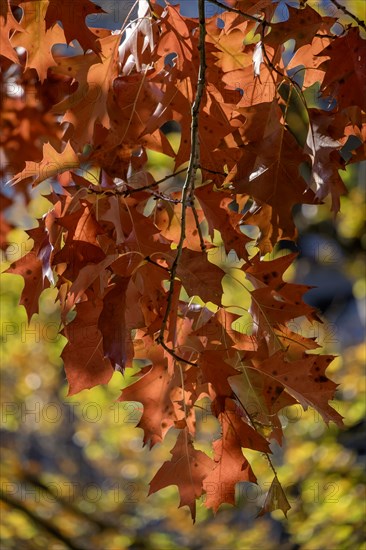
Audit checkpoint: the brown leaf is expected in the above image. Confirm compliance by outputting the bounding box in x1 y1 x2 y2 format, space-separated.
11 142 79 187
195 183 251 259
305 109 347 213
0 0 23 63
318 27 366 112
255 351 343 426
45 0 105 53
200 350 240 397
175 249 224 306
6 251 50 321
119 346 179 447
258 475 291 517
265 6 332 51
149 429 214 522
98 276 144 371
62 298 113 395
54 34 120 149
11 1 66 82
203 398 264 513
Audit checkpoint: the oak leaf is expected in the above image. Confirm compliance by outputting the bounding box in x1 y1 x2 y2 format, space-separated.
318 27 366 112
98 276 144 371
11 142 79 187
54 34 120 149
61 298 113 395
0 0 23 63
265 6 330 51
5 252 50 321
203 398 269 513
11 0 66 82
254 351 343 426
258 475 291 517
119 346 179 447
175 249 225 306
149 429 214 522
45 0 105 53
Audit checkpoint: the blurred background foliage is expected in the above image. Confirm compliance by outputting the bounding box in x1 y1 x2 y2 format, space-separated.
1 0 366 548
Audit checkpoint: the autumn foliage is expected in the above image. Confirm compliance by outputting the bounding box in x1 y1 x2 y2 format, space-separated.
1 0 365 521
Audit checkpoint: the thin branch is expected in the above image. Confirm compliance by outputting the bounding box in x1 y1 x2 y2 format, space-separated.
314 32 338 39
207 0 266 24
191 201 206 251
145 255 170 272
128 167 187 194
156 0 207 359
151 191 182 204
329 0 366 31
86 168 187 197
199 165 228 178
159 338 198 367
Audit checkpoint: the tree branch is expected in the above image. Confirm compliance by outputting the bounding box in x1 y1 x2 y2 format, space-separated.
329 0 366 31
191 200 206 251
145 255 170 272
127 167 187 195
156 0 207 361
159 338 197 367
151 191 182 204
86 168 187 197
200 165 228 178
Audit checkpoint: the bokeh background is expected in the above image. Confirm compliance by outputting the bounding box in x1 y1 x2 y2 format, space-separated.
1 1 365 549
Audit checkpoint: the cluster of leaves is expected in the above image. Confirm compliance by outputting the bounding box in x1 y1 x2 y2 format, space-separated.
1 0 365 521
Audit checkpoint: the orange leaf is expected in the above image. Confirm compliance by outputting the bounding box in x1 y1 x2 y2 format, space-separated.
11 142 79 186
149 429 214 522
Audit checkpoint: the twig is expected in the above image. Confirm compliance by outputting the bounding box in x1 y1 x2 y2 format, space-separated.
329 0 366 31
314 33 338 39
86 168 187 197
207 0 266 24
159 338 197 367
156 0 207 359
130 167 187 193
145 255 170 272
191 201 206 251
151 191 182 204
199 165 228 178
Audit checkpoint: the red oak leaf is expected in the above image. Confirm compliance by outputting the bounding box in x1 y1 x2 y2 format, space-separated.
61 298 113 395
5 251 50 321
149 428 214 522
